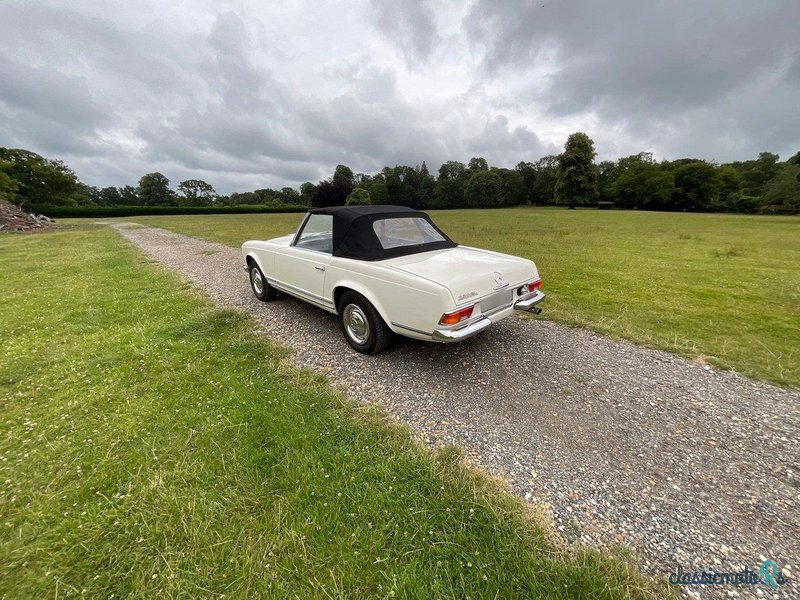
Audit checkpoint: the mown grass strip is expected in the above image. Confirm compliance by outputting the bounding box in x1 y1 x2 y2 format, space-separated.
0 228 666 598
103 208 800 388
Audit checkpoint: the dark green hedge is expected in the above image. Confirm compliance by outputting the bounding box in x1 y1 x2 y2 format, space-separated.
30 204 309 218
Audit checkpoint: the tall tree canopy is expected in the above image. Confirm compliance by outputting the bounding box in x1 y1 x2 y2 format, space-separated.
0 147 82 208
464 170 502 207
178 179 216 205
137 172 175 206
555 133 597 209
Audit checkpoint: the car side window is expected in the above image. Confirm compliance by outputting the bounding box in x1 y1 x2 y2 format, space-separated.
294 214 333 254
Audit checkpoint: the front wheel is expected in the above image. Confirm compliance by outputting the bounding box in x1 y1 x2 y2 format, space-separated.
249 262 276 301
338 291 391 354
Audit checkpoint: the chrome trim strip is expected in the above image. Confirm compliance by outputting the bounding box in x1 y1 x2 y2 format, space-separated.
267 277 335 306
431 317 493 342
390 322 432 336
514 290 545 311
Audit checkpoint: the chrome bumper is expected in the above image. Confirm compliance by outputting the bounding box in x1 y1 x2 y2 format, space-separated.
514 290 545 313
431 316 493 342
432 290 545 342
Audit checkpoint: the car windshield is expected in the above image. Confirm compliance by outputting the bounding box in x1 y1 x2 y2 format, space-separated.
372 217 446 250
295 214 333 253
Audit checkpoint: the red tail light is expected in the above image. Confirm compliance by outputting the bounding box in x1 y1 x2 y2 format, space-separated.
439 305 475 325
519 279 542 295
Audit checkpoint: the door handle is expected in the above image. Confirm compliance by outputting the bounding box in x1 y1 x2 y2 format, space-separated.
314 266 325 272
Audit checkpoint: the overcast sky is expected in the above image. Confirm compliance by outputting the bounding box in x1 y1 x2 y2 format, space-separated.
1 1 798 194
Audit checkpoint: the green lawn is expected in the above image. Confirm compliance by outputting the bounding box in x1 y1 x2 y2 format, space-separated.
0 227 665 598
112 208 800 388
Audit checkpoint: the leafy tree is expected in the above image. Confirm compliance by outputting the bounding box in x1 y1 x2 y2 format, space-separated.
491 167 524 206
0 148 83 208
138 172 175 206
760 163 800 213
468 157 489 173
711 166 744 212
433 161 468 207
606 153 675 210
345 188 371 205
595 160 618 203
276 187 300 204
178 179 216 205
368 181 390 205
333 164 354 188
555 132 597 209
464 170 502 207
670 160 721 211
0 159 19 203
729 152 781 197
514 161 537 205
382 165 418 207
531 155 559 204
98 186 124 206
299 182 316 205
416 162 435 208
354 173 373 187
119 185 139 205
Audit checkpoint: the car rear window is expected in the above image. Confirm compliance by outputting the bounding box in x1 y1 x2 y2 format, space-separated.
372 217 446 250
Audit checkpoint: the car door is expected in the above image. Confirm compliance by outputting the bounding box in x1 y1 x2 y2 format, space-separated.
273 213 333 305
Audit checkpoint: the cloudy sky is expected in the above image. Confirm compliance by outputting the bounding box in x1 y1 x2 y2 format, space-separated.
1 1 798 193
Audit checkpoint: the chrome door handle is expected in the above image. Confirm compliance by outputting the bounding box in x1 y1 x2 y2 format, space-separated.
314 266 325 272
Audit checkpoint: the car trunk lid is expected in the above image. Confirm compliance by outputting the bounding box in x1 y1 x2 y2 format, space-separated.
385 246 537 305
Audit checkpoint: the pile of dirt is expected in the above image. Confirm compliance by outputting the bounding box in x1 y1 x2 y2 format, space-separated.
0 199 54 232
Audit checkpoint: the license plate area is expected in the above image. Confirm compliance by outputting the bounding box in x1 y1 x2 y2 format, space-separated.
480 289 513 314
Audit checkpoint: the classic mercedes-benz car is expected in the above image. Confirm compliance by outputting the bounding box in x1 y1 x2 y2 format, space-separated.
242 205 544 354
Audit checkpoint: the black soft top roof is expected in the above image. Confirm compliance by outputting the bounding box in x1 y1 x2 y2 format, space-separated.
306 205 456 261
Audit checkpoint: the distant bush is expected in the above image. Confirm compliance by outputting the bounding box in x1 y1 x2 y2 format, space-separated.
345 188 371 206
30 204 309 218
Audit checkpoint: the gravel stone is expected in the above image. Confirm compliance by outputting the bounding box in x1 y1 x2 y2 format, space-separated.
115 223 799 599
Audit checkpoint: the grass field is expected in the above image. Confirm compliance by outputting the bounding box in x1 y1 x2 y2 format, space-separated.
111 208 800 389
0 227 665 598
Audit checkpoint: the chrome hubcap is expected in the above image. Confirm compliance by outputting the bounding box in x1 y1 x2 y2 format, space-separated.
343 304 370 344
250 267 264 295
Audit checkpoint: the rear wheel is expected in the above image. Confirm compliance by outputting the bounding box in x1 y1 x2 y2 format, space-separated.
338 291 391 354
249 262 276 301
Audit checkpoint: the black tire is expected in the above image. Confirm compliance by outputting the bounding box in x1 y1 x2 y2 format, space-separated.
337 291 391 354
248 262 276 302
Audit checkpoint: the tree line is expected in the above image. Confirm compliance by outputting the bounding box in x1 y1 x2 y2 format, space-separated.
1 135 798 215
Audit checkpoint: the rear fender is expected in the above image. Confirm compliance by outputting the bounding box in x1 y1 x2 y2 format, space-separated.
331 280 392 327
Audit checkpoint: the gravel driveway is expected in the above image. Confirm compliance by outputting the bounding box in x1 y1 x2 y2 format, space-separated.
115 224 798 599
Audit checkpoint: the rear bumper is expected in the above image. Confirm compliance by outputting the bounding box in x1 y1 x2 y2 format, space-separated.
431 290 545 342
513 290 545 313
431 316 493 342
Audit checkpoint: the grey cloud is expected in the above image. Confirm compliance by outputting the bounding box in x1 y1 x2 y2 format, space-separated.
465 116 555 162
371 0 439 66
0 57 112 132
467 1 800 160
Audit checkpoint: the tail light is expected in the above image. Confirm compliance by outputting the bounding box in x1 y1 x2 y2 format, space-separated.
518 279 542 295
439 305 474 325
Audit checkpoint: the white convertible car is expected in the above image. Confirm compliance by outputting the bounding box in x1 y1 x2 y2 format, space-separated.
242 205 544 354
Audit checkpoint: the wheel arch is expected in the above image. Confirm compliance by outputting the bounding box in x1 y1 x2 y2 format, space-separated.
331 282 394 332
244 252 265 273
